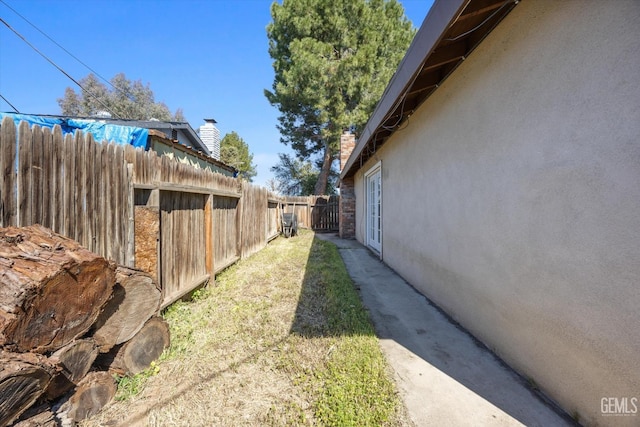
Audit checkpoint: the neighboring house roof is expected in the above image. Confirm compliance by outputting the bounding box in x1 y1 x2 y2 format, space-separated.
0 112 210 154
101 118 210 155
341 0 518 179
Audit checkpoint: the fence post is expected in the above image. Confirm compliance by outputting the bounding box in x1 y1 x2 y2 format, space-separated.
236 182 244 259
126 163 135 267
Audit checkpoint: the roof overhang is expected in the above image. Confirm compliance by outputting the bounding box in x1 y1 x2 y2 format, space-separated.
104 119 210 154
341 0 519 179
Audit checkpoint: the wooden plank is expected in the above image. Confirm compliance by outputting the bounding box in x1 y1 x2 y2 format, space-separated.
96 142 107 258
132 183 156 190
135 183 242 198
214 256 240 275
123 144 136 267
0 116 17 226
30 125 44 226
205 194 214 278
83 134 95 251
51 125 64 234
41 126 53 230
112 145 124 264
74 131 85 245
105 143 115 261
17 121 32 227
236 184 245 258
159 190 171 300
126 163 135 267
63 132 75 239
160 274 210 310
68 132 78 238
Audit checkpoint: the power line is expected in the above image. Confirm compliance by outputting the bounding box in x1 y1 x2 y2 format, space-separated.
0 0 130 99
0 17 120 118
0 93 20 112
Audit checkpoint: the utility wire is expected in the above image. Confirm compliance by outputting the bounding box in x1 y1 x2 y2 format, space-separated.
0 0 130 100
0 93 20 112
444 0 514 42
0 17 120 118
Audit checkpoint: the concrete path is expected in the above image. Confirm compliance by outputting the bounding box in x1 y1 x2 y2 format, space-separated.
315 233 575 427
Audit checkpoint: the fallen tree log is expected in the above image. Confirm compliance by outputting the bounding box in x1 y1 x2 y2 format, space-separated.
0 351 57 427
46 338 98 400
0 225 115 353
98 316 170 375
91 266 161 352
57 371 116 423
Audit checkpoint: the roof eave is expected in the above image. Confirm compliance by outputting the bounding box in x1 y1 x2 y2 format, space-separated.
341 0 467 179
341 0 518 179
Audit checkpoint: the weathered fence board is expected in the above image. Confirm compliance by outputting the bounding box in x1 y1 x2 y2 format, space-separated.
41 126 52 230
31 125 44 227
18 121 32 227
1 116 17 226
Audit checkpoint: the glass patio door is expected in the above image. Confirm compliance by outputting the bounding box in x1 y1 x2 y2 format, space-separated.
365 163 382 253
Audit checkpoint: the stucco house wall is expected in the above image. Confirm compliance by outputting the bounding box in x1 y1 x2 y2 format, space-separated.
352 1 639 424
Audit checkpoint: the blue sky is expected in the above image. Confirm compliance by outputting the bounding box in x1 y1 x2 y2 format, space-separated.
0 0 433 186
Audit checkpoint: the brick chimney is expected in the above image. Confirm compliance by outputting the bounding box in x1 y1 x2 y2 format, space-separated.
339 130 356 239
340 130 356 171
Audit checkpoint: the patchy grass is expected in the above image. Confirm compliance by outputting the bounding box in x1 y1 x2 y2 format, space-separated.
114 361 161 402
81 230 409 426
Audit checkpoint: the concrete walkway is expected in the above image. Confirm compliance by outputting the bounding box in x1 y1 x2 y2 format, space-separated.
315 233 575 427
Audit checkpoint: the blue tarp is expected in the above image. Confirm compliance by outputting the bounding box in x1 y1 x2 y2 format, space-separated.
0 112 149 149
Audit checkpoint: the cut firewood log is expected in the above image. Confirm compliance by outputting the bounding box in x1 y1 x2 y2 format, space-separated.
12 403 57 427
98 317 170 375
0 351 57 427
91 266 161 352
0 225 115 353
56 371 116 423
45 338 98 400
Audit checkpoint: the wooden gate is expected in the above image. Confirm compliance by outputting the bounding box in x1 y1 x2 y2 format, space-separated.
311 196 339 232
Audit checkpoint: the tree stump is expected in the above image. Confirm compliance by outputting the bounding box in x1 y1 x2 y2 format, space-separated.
99 317 170 375
57 371 116 423
0 225 115 353
0 351 57 426
46 338 99 400
91 266 161 352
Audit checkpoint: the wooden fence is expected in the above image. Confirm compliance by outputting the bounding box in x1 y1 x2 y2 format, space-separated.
282 195 339 232
0 118 334 308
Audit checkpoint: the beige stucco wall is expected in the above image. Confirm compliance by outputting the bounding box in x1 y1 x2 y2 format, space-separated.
353 1 640 425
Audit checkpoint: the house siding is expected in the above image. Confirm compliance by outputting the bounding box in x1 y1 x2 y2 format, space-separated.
353 1 640 425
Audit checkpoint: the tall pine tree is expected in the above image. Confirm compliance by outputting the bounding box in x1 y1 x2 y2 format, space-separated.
265 0 415 194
